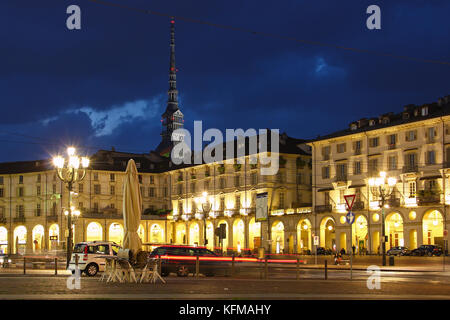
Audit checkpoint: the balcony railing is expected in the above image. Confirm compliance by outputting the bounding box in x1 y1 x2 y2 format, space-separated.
354 149 362 155
335 175 347 182
352 201 365 210
388 198 400 208
417 192 441 206
46 215 58 223
13 216 26 223
314 205 332 213
388 143 396 150
402 165 418 173
82 210 122 220
0 217 6 224
323 154 330 161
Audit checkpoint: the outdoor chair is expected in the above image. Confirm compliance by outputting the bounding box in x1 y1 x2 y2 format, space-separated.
133 251 149 281
117 259 138 283
100 258 114 282
140 258 166 284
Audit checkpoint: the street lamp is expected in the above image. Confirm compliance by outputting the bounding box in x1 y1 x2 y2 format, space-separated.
368 171 397 266
196 191 212 246
53 147 89 267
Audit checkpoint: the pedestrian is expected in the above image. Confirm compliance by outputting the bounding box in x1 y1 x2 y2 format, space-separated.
352 245 356 255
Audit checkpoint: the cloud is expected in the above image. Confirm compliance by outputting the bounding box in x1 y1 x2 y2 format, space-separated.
41 95 165 137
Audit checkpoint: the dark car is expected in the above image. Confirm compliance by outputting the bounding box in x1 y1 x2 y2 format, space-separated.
149 245 226 277
316 247 332 255
387 246 409 256
410 245 443 256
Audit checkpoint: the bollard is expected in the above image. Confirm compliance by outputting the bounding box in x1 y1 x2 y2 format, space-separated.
324 260 328 280
196 255 200 278
54 258 58 276
259 259 263 279
264 256 268 280
23 257 26 275
231 254 235 277
296 258 300 280
158 255 162 274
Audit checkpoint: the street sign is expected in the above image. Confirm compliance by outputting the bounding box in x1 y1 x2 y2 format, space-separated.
313 236 319 246
256 192 268 221
344 194 356 211
346 211 355 224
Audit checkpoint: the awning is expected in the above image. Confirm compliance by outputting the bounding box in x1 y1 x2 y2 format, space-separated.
419 175 442 180
317 187 333 192
349 184 366 188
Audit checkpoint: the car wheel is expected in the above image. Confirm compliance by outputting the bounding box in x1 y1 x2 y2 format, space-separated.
85 263 99 276
427 252 433 257
161 272 169 277
177 265 190 277
205 272 215 277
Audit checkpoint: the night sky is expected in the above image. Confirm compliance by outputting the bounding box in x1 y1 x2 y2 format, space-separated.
0 0 449 162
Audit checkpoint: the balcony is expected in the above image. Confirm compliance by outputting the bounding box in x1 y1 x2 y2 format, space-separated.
323 154 330 161
417 191 441 206
314 205 332 213
387 198 400 208
334 175 347 182
354 149 361 155
352 201 365 210
46 215 58 223
13 216 26 223
82 209 122 220
0 217 6 224
402 165 418 173
388 143 396 150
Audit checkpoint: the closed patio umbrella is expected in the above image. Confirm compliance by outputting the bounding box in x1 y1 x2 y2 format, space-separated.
122 159 143 257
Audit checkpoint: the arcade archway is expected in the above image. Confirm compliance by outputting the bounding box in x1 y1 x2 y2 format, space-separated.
108 223 124 245
271 221 284 254
86 222 103 242
297 219 311 253
385 212 404 250
422 210 444 246
320 217 335 249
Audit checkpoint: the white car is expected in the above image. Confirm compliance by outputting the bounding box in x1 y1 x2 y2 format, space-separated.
68 241 121 276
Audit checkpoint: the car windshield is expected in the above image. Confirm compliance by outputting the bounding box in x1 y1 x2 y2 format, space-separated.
73 244 86 254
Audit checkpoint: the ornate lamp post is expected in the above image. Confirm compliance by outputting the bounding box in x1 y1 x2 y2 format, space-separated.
368 171 397 266
53 147 89 267
197 191 212 246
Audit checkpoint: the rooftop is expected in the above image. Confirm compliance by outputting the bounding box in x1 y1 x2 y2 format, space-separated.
311 95 450 143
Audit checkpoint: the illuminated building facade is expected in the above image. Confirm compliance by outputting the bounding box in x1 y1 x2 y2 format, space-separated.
309 96 450 253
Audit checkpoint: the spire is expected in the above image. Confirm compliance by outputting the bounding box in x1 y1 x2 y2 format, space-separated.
155 18 184 157
166 17 178 114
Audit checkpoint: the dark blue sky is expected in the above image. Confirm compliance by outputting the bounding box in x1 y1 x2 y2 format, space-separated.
0 0 449 162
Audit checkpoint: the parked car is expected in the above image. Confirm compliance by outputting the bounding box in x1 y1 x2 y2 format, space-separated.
149 245 226 277
410 245 443 257
68 241 122 276
0 253 9 267
316 247 332 255
387 246 409 256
